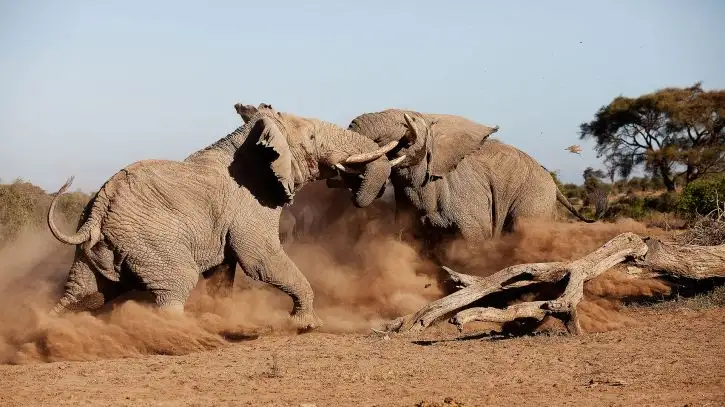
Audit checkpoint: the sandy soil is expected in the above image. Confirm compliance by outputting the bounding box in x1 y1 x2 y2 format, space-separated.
1 306 723 407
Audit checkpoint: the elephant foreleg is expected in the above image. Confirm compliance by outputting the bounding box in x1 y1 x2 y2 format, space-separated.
228 222 322 330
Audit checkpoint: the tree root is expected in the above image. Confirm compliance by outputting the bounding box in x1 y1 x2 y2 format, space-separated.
382 233 725 335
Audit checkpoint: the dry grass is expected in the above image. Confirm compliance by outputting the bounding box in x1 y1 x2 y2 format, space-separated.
678 203 725 246
642 211 688 231
645 285 725 312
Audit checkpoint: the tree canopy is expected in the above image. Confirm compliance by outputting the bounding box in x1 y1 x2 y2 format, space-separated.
579 82 725 191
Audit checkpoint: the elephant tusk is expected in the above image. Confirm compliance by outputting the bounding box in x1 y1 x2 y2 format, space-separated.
334 163 362 174
403 113 422 142
390 155 407 167
343 140 399 164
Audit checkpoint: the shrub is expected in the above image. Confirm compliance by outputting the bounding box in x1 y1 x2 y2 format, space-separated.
0 180 48 243
643 212 687 231
677 176 725 217
604 194 650 220
678 205 725 246
561 183 585 200
644 191 680 213
0 179 91 246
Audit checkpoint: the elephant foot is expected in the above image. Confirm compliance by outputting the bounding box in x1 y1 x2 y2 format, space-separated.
50 292 106 316
290 310 323 332
157 299 185 315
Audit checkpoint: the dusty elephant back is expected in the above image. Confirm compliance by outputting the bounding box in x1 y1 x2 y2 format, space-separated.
98 160 240 256
459 138 556 194
457 138 559 226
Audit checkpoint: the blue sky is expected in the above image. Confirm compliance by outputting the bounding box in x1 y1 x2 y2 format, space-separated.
1 0 723 191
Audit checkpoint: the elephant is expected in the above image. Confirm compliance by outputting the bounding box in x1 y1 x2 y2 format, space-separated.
344 109 597 250
46 102 402 330
235 105 398 244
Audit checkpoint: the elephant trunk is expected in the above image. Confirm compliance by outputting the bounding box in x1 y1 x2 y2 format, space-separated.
354 156 391 207
317 126 397 207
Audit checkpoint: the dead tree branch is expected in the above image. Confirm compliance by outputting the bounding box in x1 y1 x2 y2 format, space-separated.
383 233 725 335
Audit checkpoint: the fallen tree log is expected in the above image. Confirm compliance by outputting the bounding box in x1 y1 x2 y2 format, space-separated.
382 233 725 335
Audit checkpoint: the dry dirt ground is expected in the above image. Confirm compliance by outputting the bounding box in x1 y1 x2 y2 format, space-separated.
1 306 723 407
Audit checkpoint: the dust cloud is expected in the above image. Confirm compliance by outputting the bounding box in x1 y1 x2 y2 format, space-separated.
0 182 672 363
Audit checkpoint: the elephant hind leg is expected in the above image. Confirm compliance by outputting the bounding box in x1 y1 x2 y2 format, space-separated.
52 255 122 315
51 291 106 316
151 269 199 314
131 253 200 314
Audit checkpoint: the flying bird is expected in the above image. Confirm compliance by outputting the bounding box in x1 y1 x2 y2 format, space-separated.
566 144 583 156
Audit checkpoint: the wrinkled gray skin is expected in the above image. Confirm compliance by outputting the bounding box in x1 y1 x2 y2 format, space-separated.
346 109 595 249
47 103 397 330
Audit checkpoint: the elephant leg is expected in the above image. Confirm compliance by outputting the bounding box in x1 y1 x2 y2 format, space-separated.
228 221 322 330
52 253 125 315
459 223 493 247
132 252 199 314
153 269 198 314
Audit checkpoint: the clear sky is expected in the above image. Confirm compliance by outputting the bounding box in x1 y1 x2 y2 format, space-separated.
1 0 723 192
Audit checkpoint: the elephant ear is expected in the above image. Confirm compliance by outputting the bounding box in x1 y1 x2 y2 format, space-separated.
234 102 278 123
426 114 500 176
230 116 295 207
255 117 294 204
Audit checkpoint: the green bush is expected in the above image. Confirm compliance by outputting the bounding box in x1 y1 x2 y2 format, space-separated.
677 176 725 217
605 194 650 220
562 183 585 200
644 191 680 213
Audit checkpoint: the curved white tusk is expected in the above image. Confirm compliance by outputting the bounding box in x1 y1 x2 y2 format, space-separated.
343 140 399 164
403 113 422 142
334 163 362 174
389 155 407 167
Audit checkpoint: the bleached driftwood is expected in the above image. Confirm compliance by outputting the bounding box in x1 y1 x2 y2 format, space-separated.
382 233 725 334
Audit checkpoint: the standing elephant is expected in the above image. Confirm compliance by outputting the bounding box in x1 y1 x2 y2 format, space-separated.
345 109 596 249
46 102 400 330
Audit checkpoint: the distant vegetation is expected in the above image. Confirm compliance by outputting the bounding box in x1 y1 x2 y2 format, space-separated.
556 82 724 228
579 82 724 192
0 178 92 247
552 167 725 228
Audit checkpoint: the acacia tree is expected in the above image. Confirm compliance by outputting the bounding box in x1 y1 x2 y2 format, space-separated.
580 82 725 191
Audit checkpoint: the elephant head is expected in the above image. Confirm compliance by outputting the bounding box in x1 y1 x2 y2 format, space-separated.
232 102 402 208
346 109 500 185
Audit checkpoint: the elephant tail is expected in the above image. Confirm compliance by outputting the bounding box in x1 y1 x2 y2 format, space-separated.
555 188 599 223
47 176 95 245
